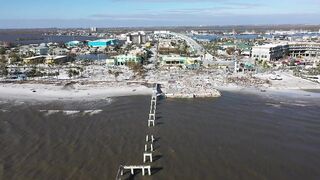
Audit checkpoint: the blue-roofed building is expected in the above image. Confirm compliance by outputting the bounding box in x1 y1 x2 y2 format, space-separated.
88 39 119 48
65 41 83 48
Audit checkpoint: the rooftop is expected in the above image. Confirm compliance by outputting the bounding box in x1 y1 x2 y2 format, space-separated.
90 39 116 42
253 43 288 48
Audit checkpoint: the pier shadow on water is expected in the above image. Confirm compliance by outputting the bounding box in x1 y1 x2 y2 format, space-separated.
156 122 165 126
153 155 163 162
151 167 163 175
155 115 163 120
123 167 163 180
154 137 161 143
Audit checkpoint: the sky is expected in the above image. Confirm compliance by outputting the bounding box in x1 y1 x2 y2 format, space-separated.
0 0 319 28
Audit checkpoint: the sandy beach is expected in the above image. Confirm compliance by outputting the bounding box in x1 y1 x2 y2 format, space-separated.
0 71 320 101
0 82 152 101
216 71 320 98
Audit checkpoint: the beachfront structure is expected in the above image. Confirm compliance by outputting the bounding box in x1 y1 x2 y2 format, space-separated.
36 46 49 55
106 59 116 66
251 44 289 61
88 39 119 48
210 60 236 70
221 42 252 56
115 54 142 66
252 42 320 61
23 55 69 65
23 56 46 64
19 45 48 56
288 43 320 58
160 55 201 69
46 55 68 64
65 41 83 48
51 48 69 56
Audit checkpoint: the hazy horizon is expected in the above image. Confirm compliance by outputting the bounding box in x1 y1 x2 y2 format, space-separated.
1 24 320 31
1 0 320 28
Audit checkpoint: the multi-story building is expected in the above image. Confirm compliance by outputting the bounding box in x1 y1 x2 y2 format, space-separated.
88 39 119 48
115 54 142 66
288 43 320 58
90 27 97 33
251 42 320 61
160 55 201 69
36 46 49 55
251 44 289 61
126 32 146 45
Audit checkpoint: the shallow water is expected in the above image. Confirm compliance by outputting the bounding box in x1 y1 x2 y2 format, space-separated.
0 92 319 180
302 89 320 93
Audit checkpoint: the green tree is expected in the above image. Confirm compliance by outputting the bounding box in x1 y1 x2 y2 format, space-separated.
68 70 73 79
0 47 6 55
26 67 43 78
210 42 219 55
9 52 22 64
179 43 188 55
0 55 7 64
226 47 235 55
0 56 8 76
262 60 270 69
127 61 145 77
68 69 79 79
114 71 120 81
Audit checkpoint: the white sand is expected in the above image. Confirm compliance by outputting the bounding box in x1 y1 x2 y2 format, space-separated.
1 70 319 101
254 71 320 90
0 83 152 101
216 82 320 99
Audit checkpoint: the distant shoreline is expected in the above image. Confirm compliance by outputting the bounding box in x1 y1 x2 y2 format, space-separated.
1 24 320 31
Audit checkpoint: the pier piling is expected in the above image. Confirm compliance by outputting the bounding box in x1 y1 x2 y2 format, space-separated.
143 153 153 163
145 143 154 152
149 113 156 120
148 119 155 127
116 85 161 179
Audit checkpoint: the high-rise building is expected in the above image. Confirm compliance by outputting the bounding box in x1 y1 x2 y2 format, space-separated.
126 32 146 45
90 27 97 33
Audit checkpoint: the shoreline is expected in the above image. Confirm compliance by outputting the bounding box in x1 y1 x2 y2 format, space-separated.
0 82 153 101
216 84 320 99
0 81 320 102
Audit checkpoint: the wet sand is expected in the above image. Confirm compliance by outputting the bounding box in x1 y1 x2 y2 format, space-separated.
0 92 320 180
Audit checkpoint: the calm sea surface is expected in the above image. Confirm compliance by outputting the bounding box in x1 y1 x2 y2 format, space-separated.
0 92 319 180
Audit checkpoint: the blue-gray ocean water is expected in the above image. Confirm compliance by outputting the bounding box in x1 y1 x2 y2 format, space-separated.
0 92 319 180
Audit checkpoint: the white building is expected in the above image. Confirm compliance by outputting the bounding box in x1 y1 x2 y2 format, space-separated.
126 31 146 45
251 44 289 61
288 42 320 58
154 31 170 34
90 27 97 33
252 42 320 61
